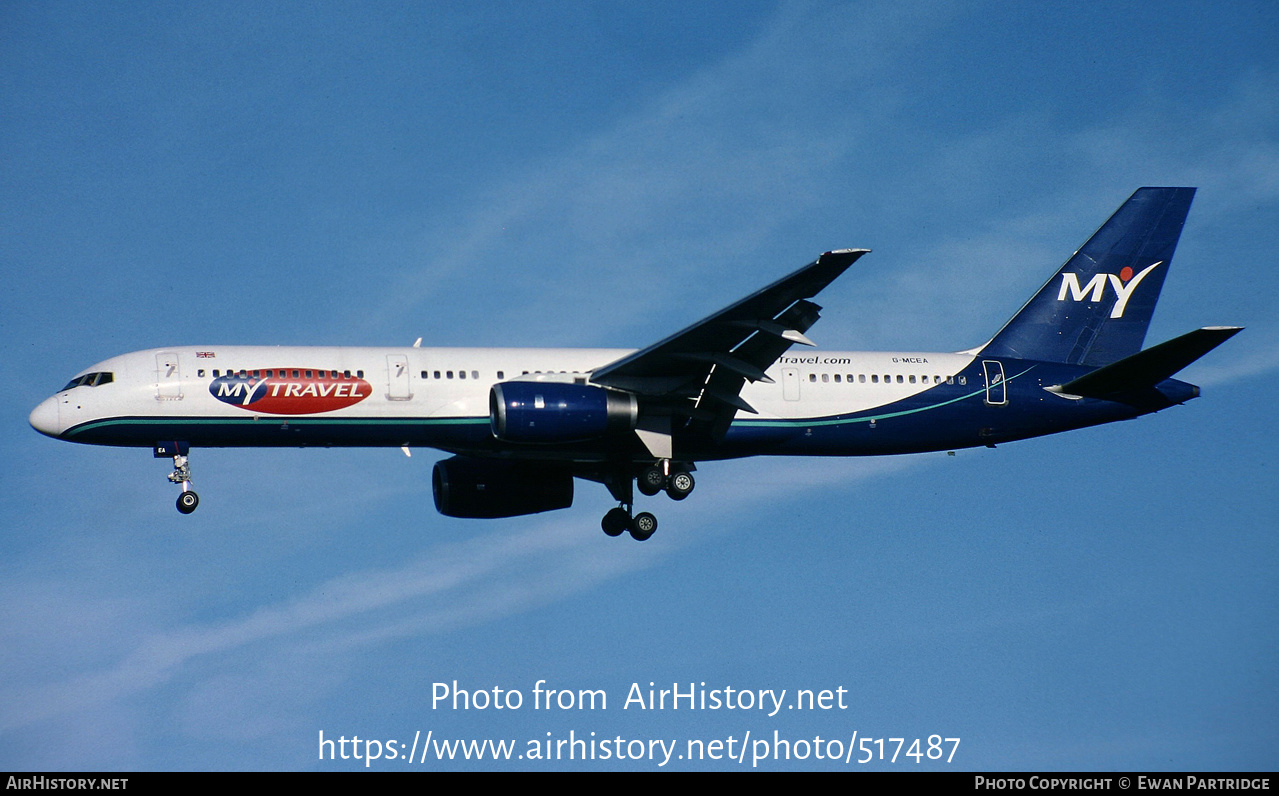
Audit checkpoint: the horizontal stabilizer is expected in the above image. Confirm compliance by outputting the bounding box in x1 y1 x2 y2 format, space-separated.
1051 326 1243 400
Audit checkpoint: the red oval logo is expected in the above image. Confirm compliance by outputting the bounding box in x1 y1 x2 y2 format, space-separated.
210 370 371 415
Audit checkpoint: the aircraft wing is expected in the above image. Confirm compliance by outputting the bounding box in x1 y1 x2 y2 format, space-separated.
591 249 868 430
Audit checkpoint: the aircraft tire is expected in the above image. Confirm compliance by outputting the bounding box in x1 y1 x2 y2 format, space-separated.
630 512 657 541
176 491 199 514
602 507 629 537
638 466 665 496
666 471 695 501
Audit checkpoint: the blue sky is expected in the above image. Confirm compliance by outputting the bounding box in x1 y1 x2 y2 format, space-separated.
2 1 1277 771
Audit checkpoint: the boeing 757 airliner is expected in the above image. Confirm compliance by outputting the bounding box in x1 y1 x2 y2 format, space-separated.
30 188 1240 540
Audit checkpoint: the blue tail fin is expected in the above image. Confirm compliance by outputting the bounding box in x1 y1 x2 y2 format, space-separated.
980 187 1196 366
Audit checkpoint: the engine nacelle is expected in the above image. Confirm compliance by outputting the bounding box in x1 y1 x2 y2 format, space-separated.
490 381 637 444
432 456 574 519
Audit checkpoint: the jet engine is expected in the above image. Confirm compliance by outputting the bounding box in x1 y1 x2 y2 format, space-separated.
489 381 637 444
432 455 574 518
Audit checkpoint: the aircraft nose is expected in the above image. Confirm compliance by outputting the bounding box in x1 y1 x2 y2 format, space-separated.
29 396 61 437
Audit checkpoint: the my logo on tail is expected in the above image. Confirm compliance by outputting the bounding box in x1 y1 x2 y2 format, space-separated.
1056 262 1161 319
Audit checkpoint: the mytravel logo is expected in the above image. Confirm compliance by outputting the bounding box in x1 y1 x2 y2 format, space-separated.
1056 261 1161 319
209 369 370 415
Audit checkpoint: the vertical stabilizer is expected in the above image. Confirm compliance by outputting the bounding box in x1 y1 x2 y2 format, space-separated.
980 187 1196 366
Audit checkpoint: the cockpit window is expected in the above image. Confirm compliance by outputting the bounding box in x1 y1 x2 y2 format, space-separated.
61 372 114 391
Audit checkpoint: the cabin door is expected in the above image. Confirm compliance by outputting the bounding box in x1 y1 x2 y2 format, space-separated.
782 367 800 401
155 352 183 400
387 355 413 400
982 360 1007 406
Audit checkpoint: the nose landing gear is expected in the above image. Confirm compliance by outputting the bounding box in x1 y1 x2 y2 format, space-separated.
156 442 199 514
168 455 199 514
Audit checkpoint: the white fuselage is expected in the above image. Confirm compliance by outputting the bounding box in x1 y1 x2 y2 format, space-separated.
32 345 979 440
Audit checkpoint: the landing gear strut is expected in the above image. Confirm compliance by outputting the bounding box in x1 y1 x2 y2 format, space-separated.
166 453 199 514
599 460 695 541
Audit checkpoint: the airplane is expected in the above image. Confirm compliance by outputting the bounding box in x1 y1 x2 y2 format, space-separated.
29 187 1241 541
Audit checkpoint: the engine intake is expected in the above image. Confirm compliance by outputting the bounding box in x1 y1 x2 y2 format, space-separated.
490 381 637 443
432 456 573 519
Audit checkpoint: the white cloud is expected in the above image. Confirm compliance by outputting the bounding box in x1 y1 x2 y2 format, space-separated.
361 1 962 346
0 445 921 743
0 520 638 733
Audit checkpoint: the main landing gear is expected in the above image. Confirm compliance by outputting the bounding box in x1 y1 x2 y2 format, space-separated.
601 461 694 542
